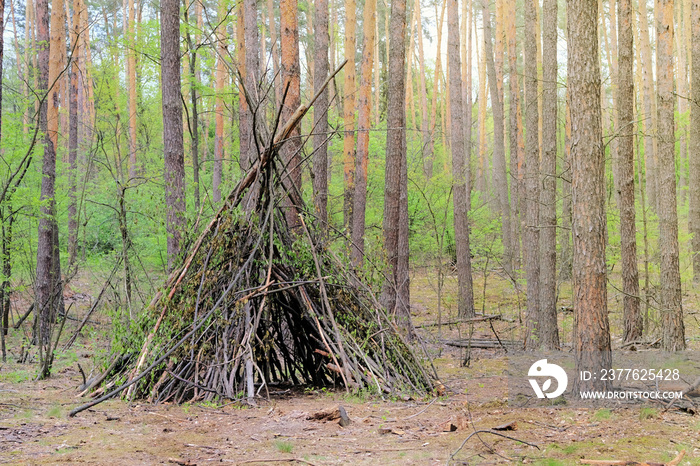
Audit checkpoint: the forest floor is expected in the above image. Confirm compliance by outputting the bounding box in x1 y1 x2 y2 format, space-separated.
1 268 699 465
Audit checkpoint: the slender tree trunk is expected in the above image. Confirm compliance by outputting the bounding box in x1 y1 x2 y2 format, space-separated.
618 0 642 342
382 0 413 334
313 0 330 228
127 0 137 178
68 0 79 266
268 0 279 108
676 0 688 206
690 0 700 281
351 0 376 265
523 0 541 348
36 0 64 367
477 20 487 194
638 0 658 211
415 0 432 178
214 2 226 203
568 0 612 393
482 0 512 278
161 0 186 270
560 89 572 281
448 0 475 318
428 0 445 178
281 0 302 230
48 0 66 155
342 0 357 232
505 0 523 272
656 0 685 351
538 0 559 349
185 0 200 212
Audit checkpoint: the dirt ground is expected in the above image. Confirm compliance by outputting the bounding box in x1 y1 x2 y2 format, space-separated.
1 271 699 465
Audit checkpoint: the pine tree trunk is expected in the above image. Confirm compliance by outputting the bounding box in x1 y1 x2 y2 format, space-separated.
537 0 560 349
161 0 186 270
448 0 475 318
482 0 512 278
214 3 227 203
618 0 642 342
505 0 523 272
48 0 66 154
383 0 413 333
351 0 376 265
523 0 541 348
127 0 137 179
36 0 64 361
568 0 612 393
68 0 79 266
281 0 302 230
185 0 200 211
313 0 330 228
415 0 432 179
690 0 700 281
428 0 445 179
342 0 357 232
656 0 685 351
638 0 658 211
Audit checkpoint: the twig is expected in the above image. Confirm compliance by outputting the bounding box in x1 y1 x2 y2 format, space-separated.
580 449 684 465
449 430 539 464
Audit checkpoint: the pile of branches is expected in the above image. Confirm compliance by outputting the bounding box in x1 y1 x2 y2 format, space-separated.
71 68 432 415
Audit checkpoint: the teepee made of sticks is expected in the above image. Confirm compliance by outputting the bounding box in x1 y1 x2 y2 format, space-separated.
71 67 433 416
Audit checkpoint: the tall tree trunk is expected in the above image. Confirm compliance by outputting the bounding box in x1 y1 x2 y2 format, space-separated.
313 0 330 228
560 88 572 281
656 0 685 351
281 0 302 230
428 0 446 178
523 0 541 348
676 0 688 206
214 2 227 203
342 0 357 232
482 0 512 277
48 0 66 153
68 0 80 266
618 0 642 342
382 0 413 334
638 0 658 211
538 0 559 349
690 0 700 281
351 0 376 265
185 0 200 211
36 0 64 370
268 0 279 107
477 19 487 195
505 0 524 272
448 0 475 318
161 0 186 270
415 0 432 178
127 0 137 178
568 0 612 393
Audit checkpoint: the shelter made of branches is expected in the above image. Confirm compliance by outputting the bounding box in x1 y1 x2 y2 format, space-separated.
71 70 433 414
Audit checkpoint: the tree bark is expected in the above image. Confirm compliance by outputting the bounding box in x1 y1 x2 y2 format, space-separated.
342 0 357 232
68 0 79 266
482 0 513 278
690 0 700 281
313 0 330 228
36 0 64 364
617 0 642 342
382 0 413 334
656 0 685 351
415 0 433 179
505 0 523 272
568 0 612 393
523 0 541 348
161 0 186 270
448 0 475 318
281 0 302 230
127 0 137 179
351 0 376 266
538 0 560 349
637 0 658 211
